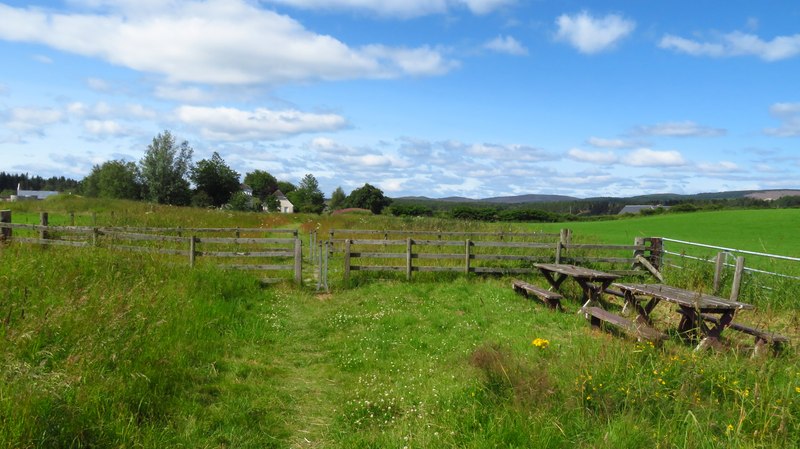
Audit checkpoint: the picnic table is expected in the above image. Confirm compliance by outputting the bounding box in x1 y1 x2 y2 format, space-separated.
534 263 619 305
613 283 754 347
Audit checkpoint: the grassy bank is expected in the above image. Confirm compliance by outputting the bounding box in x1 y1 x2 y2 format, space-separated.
2 199 799 447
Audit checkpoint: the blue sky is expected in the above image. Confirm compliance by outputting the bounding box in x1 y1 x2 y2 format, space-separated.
1 0 799 198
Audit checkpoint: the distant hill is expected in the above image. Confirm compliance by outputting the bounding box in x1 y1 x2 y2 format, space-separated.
396 189 800 205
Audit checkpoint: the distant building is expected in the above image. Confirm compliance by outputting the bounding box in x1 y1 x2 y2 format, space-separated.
11 183 59 201
274 190 294 214
618 204 669 215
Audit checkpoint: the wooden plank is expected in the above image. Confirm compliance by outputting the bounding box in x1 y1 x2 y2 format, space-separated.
583 306 667 342
197 251 293 257
14 237 89 248
635 254 665 282
473 254 549 261
220 264 294 271
350 266 405 272
731 256 745 301
348 238 408 245
348 252 406 259
195 237 295 244
104 231 187 243
472 241 556 248
472 267 537 274
572 257 638 264
414 253 464 260
294 238 302 285
565 244 646 251
109 245 186 255
414 266 462 273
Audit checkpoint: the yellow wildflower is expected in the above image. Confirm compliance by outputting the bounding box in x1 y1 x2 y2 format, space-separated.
531 338 550 349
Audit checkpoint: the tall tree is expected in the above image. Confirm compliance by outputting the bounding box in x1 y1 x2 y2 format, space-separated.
191 152 240 207
345 183 392 214
287 173 325 213
139 130 193 205
243 170 278 200
277 180 296 195
82 160 142 199
329 186 346 211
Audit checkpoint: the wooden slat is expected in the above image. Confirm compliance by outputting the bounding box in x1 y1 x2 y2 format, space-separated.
14 238 90 247
472 241 556 249
195 237 295 244
349 252 405 259
472 267 537 274
350 265 405 272
473 254 549 261
110 245 186 255
104 231 187 242
414 266 463 272
566 244 646 251
197 251 293 258
219 264 294 271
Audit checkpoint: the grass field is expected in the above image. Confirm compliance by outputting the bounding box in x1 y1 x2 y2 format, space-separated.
2 198 799 448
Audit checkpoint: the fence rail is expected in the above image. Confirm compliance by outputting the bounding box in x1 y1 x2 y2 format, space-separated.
0 211 302 284
334 231 663 282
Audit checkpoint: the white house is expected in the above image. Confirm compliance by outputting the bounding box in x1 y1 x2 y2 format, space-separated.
618 204 669 215
274 190 294 213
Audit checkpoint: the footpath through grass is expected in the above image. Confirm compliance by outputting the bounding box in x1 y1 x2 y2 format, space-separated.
2 243 800 448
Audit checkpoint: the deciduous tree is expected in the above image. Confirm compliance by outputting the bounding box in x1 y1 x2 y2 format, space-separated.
191 152 240 207
345 183 392 214
139 130 193 205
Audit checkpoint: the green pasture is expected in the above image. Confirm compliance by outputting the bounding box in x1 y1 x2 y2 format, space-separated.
2 198 800 448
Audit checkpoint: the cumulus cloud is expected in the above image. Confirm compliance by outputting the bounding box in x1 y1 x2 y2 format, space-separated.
262 0 514 18
555 11 635 54
67 101 157 120
175 105 348 141
567 148 618 164
84 119 126 136
659 31 800 61
483 35 528 56
635 121 726 137
4 107 64 132
0 1 457 85
623 149 686 167
765 102 800 136
587 137 640 149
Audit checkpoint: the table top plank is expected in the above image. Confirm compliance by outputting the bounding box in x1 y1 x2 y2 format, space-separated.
613 283 754 311
534 263 620 281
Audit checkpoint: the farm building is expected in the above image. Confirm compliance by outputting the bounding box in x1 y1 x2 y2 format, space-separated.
11 183 59 201
618 204 669 215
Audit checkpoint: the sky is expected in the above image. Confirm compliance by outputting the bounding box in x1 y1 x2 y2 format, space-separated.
1 0 799 199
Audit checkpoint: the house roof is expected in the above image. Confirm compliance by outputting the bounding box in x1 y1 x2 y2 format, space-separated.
273 189 288 201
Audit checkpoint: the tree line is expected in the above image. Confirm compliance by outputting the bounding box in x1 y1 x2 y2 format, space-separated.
6 130 392 214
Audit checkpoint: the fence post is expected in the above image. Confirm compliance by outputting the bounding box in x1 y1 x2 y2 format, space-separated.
648 238 663 270
39 212 49 241
464 239 471 274
189 235 196 267
344 239 351 282
0 210 11 242
69 212 75 226
730 256 745 301
713 252 726 294
406 238 413 280
294 237 302 286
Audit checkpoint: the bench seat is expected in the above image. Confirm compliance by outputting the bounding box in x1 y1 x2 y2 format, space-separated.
700 313 789 355
583 306 667 344
512 279 563 310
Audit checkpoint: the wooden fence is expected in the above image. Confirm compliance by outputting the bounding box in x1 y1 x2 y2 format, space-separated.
327 229 663 282
0 211 302 284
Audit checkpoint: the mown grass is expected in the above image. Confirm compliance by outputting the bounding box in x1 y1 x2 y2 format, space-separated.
2 199 800 448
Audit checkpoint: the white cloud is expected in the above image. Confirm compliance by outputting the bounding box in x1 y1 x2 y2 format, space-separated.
587 136 639 149
567 148 617 164
175 105 348 141
635 121 726 137
67 101 157 120
154 84 212 103
87 77 112 91
764 102 800 136
659 31 800 61
32 54 53 64
0 1 457 85
555 11 635 54
261 0 514 18
697 161 740 173
623 149 686 167
4 107 64 132
84 119 126 136
483 35 528 56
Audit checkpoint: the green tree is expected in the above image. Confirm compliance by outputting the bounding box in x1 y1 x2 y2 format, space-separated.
243 170 278 200
82 160 142 200
345 183 392 214
191 152 240 207
139 130 193 205
329 186 346 211
277 180 296 195
227 191 258 211
263 194 280 212
287 174 325 214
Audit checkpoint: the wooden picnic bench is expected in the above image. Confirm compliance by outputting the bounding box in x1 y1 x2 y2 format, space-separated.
613 283 755 350
582 306 667 344
512 279 563 310
699 313 789 356
533 263 619 306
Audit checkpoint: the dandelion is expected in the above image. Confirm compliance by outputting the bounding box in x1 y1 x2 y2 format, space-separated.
726 424 734 435
532 338 550 349
795 387 800 393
